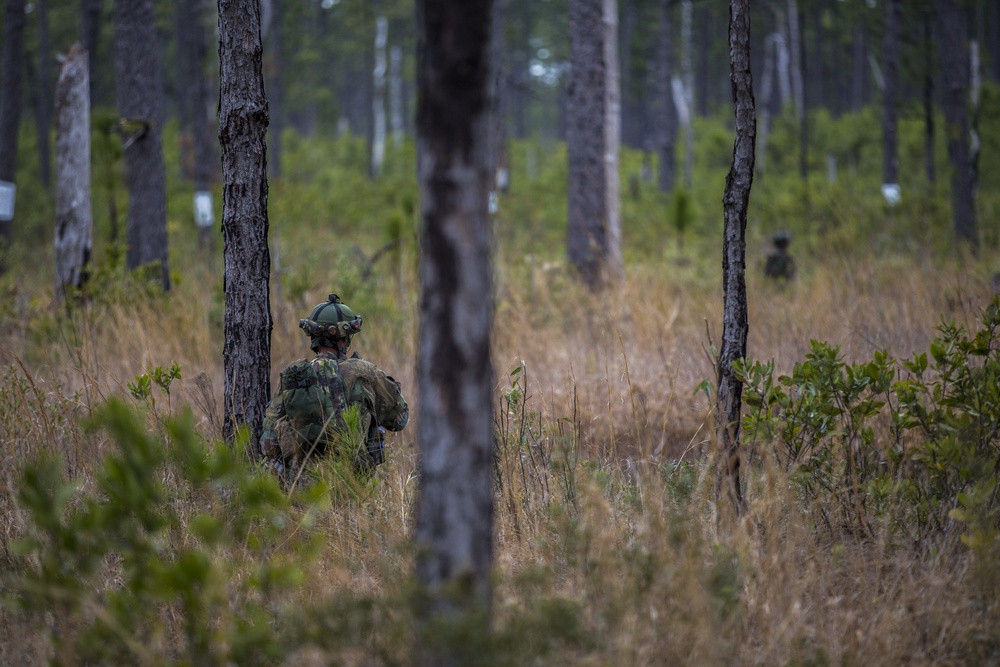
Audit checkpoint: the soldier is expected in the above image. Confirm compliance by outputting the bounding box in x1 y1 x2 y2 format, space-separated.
764 231 796 282
261 294 409 480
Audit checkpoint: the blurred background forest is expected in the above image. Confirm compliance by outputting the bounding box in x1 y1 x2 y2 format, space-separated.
2 0 1000 664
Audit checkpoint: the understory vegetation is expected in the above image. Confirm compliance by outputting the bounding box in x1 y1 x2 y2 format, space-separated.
2 94 1000 664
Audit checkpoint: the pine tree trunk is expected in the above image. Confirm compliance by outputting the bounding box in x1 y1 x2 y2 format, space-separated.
266 0 284 179
390 45 405 150
36 0 53 191
0 0 26 247
115 0 170 290
657 0 677 193
414 0 495 648
567 0 622 289
882 0 901 189
680 0 694 189
371 15 388 178
717 0 755 521
80 0 102 107
936 0 977 247
923 9 935 185
490 0 509 194
54 45 92 301
218 0 272 455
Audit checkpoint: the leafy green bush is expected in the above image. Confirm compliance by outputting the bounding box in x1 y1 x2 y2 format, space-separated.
738 296 1000 544
4 400 313 664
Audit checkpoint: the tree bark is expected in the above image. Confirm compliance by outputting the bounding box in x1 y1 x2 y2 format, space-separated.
54 44 92 302
936 0 977 247
0 0 27 246
218 0 272 455
656 0 677 193
115 0 170 290
881 0 901 189
567 0 622 289
717 0 755 521
414 0 495 648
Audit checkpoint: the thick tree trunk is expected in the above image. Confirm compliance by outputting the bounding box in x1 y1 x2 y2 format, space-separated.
882 0 901 190
717 0 755 521
0 0 26 246
115 0 170 290
414 0 495 647
567 0 622 289
656 0 677 193
54 45 92 301
218 0 272 455
936 0 977 247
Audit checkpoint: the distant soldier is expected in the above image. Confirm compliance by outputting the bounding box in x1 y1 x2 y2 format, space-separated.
764 231 796 282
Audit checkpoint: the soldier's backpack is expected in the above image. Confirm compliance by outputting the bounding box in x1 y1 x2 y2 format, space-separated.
262 356 347 465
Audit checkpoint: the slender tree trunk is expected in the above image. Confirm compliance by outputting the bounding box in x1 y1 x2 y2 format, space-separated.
680 0 693 189
755 33 774 177
923 9 935 186
851 21 867 113
414 0 495 653
696 2 709 116
717 0 755 521
990 0 1000 83
621 0 640 148
390 45 405 150
36 0 53 191
656 0 677 193
936 0 977 247
80 0 102 107
54 44 92 301
787 0 806 180
0 0 27 247
567 0 622 289
115 0 170 290
882 0 901 190
218 0 272 454
266 0 284 179
371 15 388 178
491 0 510 194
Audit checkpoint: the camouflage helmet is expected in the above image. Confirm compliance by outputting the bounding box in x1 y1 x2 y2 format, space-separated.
300 294 363 350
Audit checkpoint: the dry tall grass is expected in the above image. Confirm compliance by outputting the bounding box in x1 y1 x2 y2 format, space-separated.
1 247 998 665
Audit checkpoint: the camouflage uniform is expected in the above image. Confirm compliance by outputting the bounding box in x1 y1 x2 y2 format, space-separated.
260 294 408 477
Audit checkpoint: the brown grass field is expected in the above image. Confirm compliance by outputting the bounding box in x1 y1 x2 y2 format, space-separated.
1 240 999 665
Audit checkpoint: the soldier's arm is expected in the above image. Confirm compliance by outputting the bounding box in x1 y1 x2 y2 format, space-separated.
374 369 409 432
